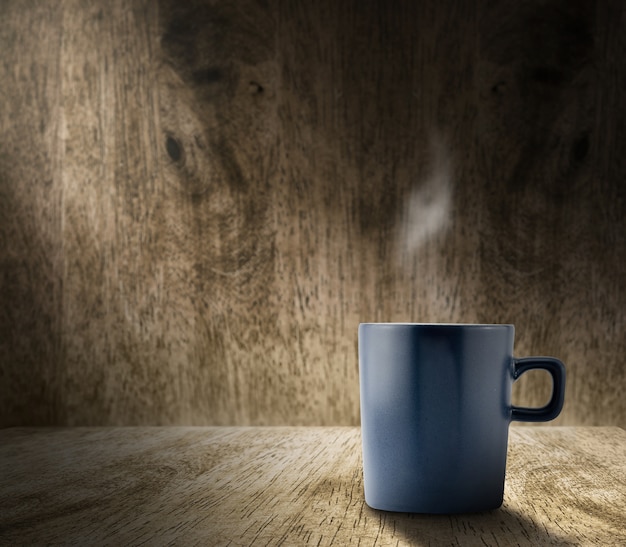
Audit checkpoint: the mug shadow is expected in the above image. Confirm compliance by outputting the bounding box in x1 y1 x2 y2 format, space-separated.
364 504 576 546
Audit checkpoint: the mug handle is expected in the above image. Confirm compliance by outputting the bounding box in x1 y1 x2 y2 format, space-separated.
511 357 566 422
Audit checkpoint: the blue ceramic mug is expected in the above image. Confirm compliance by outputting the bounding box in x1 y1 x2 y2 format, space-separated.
358 323 566 513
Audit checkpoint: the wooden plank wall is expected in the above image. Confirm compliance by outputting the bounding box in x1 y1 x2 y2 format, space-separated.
1 0 624 427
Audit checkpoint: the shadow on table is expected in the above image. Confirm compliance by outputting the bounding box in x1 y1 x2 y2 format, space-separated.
364 504 576 546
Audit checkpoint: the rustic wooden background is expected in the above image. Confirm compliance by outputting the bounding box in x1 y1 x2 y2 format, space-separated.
1 0 624 428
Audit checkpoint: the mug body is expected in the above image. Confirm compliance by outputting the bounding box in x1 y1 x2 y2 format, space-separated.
359 323 515 513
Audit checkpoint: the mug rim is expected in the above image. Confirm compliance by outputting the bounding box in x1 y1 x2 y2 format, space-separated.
359 322 514 328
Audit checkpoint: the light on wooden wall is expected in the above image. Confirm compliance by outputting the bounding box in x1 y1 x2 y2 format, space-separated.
0 0 625 429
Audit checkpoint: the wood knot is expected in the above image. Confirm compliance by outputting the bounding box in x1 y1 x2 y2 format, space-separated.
491 81 507 95
249 81 264 95
166 135 182 162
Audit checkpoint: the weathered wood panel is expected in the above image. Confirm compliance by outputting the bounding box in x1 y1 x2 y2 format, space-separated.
0 0 625 426
0 1 64 424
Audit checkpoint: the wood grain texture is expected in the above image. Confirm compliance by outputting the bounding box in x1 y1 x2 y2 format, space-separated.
0 0 625 427
0 1 65 425
1 427 625 545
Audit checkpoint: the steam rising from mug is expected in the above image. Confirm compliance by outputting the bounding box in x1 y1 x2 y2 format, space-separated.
398 136 452 258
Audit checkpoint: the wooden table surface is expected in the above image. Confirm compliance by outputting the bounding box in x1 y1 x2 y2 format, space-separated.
1 427 624 546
